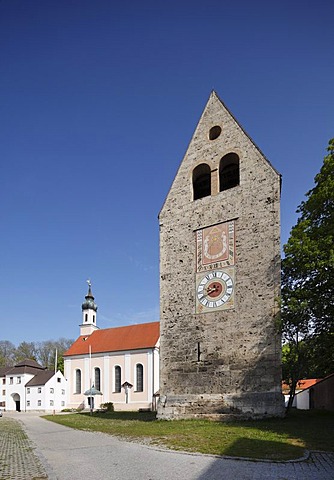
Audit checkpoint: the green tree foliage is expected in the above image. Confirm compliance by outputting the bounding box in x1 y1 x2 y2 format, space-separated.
282 138 334 408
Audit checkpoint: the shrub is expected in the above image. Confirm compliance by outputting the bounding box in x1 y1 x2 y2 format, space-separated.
100 402 114 412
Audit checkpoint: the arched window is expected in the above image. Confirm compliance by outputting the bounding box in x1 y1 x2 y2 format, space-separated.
136 364 144 392
94 367 101 391
75 369 81 394
114 366 121 393
85 313 88 322
193 163 211 200
219 153 240 192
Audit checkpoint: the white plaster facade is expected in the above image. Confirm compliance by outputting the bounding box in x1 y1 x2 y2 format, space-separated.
0 360 67 413
64 345 159 411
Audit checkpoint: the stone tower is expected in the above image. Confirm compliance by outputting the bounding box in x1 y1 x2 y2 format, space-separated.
157 91 284 419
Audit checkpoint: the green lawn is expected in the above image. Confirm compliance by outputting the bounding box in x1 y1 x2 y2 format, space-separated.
43 409 334 461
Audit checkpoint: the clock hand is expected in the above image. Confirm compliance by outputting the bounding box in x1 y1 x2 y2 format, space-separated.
206 286 218 295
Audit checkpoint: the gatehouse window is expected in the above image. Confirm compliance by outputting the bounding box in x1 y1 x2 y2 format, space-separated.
193 163 211 200
94 367 101 391
75 369 81 394
114 366 121 393
219 153 240 191
136 364 144 392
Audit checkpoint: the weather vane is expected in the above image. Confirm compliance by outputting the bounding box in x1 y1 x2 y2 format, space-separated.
87 279 92 287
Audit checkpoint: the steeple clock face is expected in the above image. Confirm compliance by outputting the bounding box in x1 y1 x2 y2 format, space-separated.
195 221 235 313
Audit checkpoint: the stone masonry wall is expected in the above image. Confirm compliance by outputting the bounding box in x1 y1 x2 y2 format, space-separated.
157 92 284 419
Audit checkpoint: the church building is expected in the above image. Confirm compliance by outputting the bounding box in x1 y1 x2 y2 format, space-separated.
157 91 284 419
64 284 160 411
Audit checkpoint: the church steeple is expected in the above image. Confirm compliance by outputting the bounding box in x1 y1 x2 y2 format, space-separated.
80 280 99 336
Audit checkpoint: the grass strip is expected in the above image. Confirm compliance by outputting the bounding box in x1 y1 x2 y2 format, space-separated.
43 409 334 461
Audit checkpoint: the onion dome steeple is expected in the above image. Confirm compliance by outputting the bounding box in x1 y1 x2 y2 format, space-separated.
82 280 98 313
80 280 99 336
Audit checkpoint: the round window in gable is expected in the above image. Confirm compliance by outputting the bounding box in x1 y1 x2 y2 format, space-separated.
209 125 222 140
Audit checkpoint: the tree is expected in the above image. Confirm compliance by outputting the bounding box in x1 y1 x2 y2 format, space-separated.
0 340 16 367
281 138 334 409
35 338 73 373
14 341 38 363
0 337 73 373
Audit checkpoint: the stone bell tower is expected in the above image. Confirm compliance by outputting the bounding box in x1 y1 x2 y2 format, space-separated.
157 91 284 420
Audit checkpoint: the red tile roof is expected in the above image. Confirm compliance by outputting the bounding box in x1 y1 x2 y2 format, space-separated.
282 378 322 392
64 321 160 357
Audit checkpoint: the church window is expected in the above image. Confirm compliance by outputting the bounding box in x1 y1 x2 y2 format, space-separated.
75 369 81 394
50 388 54 394
93 315 95 323
219 153 240 191
136 364 144 392
38 400 41 406
38 387 42 394
27 400 30 406
50 400 54 406
27 388 30 394
193 163 211 200
94 368 101 391
17 376 21 384
85 314 88 322
209 125 222 140
9 377 13 384
114 366 121 393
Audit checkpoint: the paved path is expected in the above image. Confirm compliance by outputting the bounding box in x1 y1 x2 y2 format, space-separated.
1 412 334 480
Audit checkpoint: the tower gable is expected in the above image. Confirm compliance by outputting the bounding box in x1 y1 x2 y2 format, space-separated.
160 91 280 219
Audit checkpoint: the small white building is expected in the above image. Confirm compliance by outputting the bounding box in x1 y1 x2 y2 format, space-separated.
63 284 160 411
0 359 67 412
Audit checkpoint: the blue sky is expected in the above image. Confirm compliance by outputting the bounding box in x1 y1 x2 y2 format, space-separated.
1 0 333 346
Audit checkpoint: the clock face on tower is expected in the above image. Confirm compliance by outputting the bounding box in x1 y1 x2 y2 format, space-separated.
196 269 234 313
195 221 236 313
